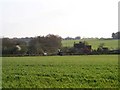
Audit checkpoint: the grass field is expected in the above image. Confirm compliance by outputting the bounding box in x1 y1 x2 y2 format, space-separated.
62 39 119 49
2 55 118 88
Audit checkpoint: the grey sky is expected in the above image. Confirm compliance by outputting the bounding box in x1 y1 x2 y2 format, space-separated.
0 0 119 38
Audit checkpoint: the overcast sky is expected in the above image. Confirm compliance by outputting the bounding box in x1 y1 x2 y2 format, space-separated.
0 0 119 38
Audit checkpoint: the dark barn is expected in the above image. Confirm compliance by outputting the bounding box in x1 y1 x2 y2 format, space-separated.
74 42 92 54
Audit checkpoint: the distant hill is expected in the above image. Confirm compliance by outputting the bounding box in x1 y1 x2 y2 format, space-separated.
62 39 119 50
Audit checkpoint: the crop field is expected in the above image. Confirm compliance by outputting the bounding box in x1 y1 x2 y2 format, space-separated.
2 55 119 88
62 39 119 49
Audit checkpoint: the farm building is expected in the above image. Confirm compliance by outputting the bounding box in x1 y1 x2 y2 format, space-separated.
73 41 92 54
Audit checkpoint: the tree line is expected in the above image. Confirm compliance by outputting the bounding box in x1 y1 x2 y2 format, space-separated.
63 31 120 40
2 31 120 56
2 34 62 56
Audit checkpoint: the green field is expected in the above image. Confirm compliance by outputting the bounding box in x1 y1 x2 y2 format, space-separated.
2 55 118 88
62 39 119 49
